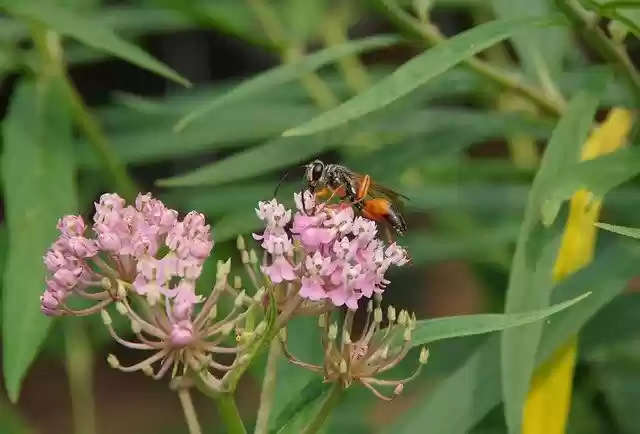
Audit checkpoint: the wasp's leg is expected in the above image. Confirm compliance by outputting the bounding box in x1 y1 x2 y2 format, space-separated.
338 174 371 208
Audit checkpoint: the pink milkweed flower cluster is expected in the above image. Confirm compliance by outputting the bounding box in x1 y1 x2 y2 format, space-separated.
254 191 409 310
40 193 267 390
41 192 213 316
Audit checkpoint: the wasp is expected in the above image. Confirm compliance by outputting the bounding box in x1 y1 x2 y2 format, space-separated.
302 160 409 240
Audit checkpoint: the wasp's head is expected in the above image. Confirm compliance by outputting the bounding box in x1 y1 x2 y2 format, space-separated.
305 160 325 188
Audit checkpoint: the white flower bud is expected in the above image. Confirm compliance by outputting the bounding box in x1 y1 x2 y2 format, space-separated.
107 354 119 368
235 290 246 307
328 324 338 341
233 275 242 289
394 383 404 395
241 250 250 264
142 364 154 377
236 235 246 251
397 310 408 327
374 308 383 324
403 327 412 341
318 313 326 327
101 309 112 325
131 320 142 334
115 302 127 315
419 347 430 365
101 277 112 290
387 306 396 322
339 359 348 373
249 250 258 264
343 331 352 345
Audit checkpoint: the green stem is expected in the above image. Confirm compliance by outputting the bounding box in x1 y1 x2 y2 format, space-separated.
554 0 640 104
215 393 247 434
254 340 280 434
30 25 137 201
64 321 97 434
301 384 343 434
372 0 564 118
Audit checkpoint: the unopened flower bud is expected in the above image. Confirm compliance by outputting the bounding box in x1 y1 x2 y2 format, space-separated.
115 302 127 315
241 250 250 264
253 287 266 301
101 309 112 325
117 281 127 298
328 324 338 341
318 313 326 327
394 383 404 395
374 308 383 324
234 290 246 307
107 354 119 368
236 235 246 251
339 359 348 373
403 327 411 341
255 321 267 335
131 320 142 334
367 300 373 313
101 277 112 290
374 293 382 303
217 258 231 276
142 364 154 377
343 331 352 345
397 310 408 327
419 347 430 365
387 306 396 322
233 275 242 289
249 250 258 264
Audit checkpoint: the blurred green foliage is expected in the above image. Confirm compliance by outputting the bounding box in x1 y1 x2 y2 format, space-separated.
0 0 640 433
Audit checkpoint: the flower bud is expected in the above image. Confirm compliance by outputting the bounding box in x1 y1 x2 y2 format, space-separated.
253 287 266 301
241 250 250 264
394 383 404 396
101 309 112 325
339 359 348 374
397 310 408 327
234 290 246 307
249 250 258 264
131 320 142 334
343 331 352 345
117 281 127 298
328 324 338 341
142 364 154 377
367 300 373 313
233 275 242 289
236 235 246 251
107 354 120 368
419 347 430 365
403 327 411 341
115 302 127 315
387 306 396 322
318 313 326 327
374 308 383 324
101 277 112 290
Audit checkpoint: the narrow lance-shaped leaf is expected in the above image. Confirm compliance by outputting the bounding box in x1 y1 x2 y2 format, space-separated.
595 222 640 239
0 2 190 87
500 90 601 434
174 35 402 131
2 78 78 402
283 15 560 137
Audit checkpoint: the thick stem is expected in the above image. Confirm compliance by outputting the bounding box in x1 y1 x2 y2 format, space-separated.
64 321 97 434
177 388 202 434
301 384 343 434
253 340 280 434
372 0 564 117
215 394 248 434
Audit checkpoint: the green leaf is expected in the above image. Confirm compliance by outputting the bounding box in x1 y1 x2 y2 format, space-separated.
2 77 78 402
492 0 569 81
386 239 640 434
174 34 402 131
500 89 600 433
1 2 190 87
412 284 587 347
539 147 640 223
595 222 640 239
283 15 560 137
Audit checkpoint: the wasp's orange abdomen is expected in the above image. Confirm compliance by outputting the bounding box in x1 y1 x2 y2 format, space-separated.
362 199 407 236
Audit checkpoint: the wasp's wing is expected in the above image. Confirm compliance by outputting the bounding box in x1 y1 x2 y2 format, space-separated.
349 172 411 202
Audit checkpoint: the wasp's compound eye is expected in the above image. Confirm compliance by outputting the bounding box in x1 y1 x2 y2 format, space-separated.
311 163 324 182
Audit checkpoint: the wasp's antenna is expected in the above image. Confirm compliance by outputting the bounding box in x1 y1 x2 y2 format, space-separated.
273 171 290 198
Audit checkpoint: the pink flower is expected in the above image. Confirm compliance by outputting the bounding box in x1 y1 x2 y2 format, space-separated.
255 192 410 310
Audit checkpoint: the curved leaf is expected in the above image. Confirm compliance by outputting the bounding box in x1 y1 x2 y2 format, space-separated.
2 78 78 402
1 2 190 87
283 15 560 137
174 34 403 131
